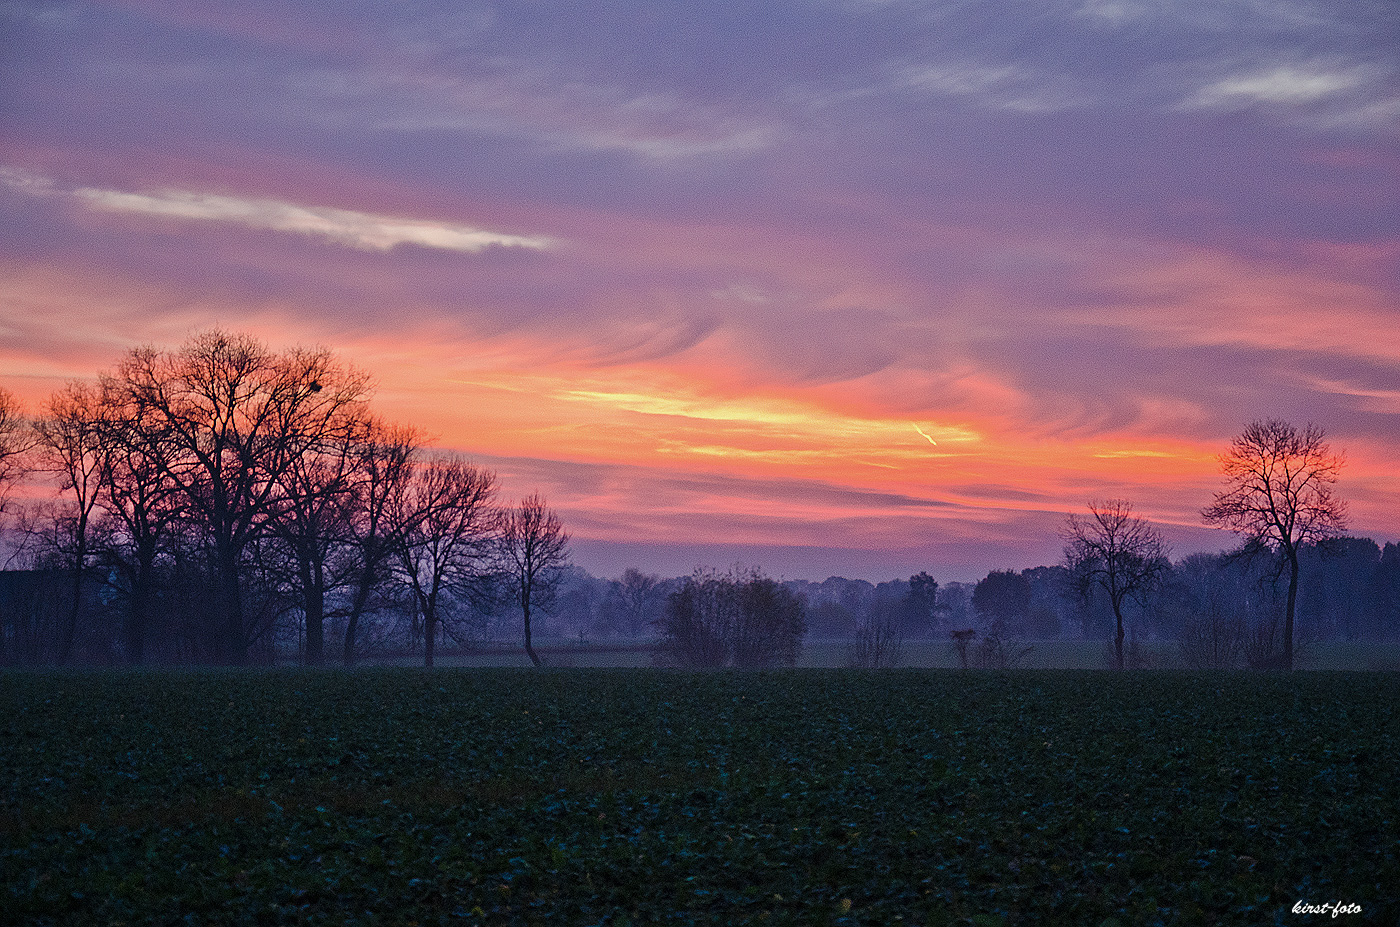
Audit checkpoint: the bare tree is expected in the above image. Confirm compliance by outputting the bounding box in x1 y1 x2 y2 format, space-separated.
611 568 662 637
847 595 904 668
272 397 369 666
497 493 570 667
341 419 421 665
0 385 35 526
1202 420 1347 670
1062 499 1170 670
33 382 111 664
394 455 496 668
92 375 184 665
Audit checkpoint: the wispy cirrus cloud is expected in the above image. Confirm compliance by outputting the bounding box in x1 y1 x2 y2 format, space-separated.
895 62 1085 113
305 66 781 160
1175 59 1400 131
0 167 555 253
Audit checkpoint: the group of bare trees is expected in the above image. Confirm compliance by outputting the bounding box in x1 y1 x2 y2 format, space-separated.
0 331 568 667
1063 419 1348 670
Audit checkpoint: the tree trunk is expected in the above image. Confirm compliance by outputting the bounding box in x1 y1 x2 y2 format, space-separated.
424 608 436 668
1112 598 1125 670
343 559 381 666
217 543 247 665
125 542 157 666
523 599 541 667
344 581 367 667
302 558 324 667
1284 550 1299 671
59 555 84 666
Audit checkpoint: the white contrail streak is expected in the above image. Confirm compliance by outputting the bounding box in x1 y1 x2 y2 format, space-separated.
912 423 938 446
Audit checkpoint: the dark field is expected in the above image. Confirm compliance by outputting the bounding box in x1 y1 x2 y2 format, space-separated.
2 670 1396 925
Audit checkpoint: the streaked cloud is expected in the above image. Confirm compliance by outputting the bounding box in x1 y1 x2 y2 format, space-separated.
0 168 554 254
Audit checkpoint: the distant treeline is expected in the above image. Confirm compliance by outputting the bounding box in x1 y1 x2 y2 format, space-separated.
4 534 1397 667
543 536 1400 669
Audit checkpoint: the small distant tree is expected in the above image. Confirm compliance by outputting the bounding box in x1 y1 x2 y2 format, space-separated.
903 571 940 636
497 493 570 667
1062 499 1169 670
948 628 976 669
972 570 1030 632
1202 420 1347 670
610 568 663 637
847 595 904 668
733 573 805 668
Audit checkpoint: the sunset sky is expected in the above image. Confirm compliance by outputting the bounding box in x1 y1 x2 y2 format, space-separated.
1 0 1396 582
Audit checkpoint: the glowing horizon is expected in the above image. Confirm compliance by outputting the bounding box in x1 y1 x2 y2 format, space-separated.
1 1 1396 582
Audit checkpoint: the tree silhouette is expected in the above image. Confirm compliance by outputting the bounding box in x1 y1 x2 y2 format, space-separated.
1202 420 1347 670
394 456 496 668
497 493 569 667
1062 499 1170 670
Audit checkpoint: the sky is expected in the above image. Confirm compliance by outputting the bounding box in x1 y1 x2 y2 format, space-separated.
0 0 1397 582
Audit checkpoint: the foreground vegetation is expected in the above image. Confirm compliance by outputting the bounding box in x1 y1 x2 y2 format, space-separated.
3 670 1396 925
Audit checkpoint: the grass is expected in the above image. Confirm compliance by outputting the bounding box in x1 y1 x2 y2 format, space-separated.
3 669 1397 925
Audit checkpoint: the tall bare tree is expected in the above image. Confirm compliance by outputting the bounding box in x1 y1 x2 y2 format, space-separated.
341 419 421 665
116 331 370 664
272 401 369 666
93 375 183 665
1202 420 1347 670
33 382 111 664
394 456 496 668
497 493 569 667
1062 499 1170 670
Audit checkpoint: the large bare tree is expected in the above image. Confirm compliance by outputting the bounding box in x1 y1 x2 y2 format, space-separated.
1202 420 1347 670
1062 499 1170 670
497 493 569 667
115 331 370 664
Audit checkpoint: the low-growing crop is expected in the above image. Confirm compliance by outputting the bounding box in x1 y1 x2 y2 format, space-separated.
2 669 1396 925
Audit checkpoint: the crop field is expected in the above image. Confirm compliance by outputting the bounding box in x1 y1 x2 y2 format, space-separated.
3 669 1396 925
376 639 1400 671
